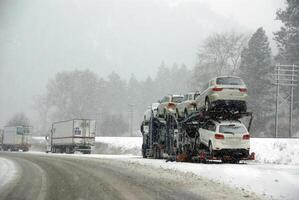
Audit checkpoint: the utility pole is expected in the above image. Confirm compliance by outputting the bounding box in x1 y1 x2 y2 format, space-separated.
128 104 135 137
273 64 298 138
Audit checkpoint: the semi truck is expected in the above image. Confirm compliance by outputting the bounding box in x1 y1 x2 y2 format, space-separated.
0 129 3 150
0 126 32 152
46 119 96 154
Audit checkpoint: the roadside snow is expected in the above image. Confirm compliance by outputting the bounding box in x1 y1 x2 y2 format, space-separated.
0 157 18 190
95 137 141 149
126 158 299 200
251 138 299 165
95 137 141 155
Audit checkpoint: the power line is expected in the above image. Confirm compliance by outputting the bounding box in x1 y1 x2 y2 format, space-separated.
273 64 298 138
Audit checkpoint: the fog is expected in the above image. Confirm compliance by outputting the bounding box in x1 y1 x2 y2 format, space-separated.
0 0 284 128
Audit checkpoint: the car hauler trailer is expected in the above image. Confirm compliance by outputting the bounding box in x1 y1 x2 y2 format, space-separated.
1 126 32 152
47 119 96 154
141 110 255 163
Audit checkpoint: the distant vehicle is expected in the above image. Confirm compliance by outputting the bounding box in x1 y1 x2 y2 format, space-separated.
195 76 248 112
0 129 3 150
157 95 184 119
198 120 250 160
1 126 32 152
144 102 159 121
176 92 200 118
141 103 160 157
151 102 160 117
46 119 96 154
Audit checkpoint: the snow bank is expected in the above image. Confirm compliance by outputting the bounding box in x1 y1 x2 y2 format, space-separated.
95 137 142 155
126 158 299 200
0 157 18 190
251 138 299 165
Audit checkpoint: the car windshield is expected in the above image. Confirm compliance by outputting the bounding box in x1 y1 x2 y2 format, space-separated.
172 96 184 103
219 124 247 134
216 77 244 85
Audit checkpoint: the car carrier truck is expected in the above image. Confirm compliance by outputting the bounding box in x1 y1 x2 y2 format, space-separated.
46 119 96 154
1 126 32 152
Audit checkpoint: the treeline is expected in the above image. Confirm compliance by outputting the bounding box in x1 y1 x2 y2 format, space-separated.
34 64 193 136
34 0 299 137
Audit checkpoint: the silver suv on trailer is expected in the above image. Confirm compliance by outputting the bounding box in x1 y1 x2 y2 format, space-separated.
195 76 248 112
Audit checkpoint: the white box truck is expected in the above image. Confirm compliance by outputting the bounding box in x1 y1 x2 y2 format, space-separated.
46 119 96 154
0 129 3 150
1 126 32 151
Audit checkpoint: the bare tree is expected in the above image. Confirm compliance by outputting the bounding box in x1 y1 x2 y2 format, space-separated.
197 31 248 76
6 113 30 127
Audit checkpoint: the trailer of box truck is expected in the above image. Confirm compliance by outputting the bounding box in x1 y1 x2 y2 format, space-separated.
46 119 96 154
0 129 3 150
1 126 32 152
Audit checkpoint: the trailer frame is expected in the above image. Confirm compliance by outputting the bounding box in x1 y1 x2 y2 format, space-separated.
141 109 255 163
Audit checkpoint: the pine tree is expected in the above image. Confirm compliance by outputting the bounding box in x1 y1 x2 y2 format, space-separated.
239 27 273 135
274 0 299 109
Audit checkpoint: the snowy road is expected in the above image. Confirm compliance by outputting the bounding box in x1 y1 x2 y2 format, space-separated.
0 152 262 200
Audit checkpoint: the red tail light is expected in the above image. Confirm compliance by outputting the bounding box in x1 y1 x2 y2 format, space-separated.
215 133 224 139
167 103 176 110
212 87 223 92
239 88 247 92
243 134 250 140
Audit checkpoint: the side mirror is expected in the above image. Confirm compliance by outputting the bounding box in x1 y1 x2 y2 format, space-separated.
45 136 49 140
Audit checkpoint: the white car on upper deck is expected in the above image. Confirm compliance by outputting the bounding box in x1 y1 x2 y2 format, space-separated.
195 76 248 113
157 94 184 119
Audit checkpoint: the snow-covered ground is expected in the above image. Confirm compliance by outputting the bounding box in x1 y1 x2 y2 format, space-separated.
0 157 17 190
126 158 299 200
251 138 299 165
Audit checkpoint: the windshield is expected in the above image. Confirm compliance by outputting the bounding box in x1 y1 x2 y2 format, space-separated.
219 124 247 134
172 96 184 103
216 77 244 85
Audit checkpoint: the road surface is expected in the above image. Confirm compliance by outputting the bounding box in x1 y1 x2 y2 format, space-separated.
0 152 262 200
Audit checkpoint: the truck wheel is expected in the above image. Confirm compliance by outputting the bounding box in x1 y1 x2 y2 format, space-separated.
184 110 188 118
205 98 211 112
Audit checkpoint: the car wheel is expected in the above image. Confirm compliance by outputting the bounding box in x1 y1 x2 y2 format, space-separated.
205 98 211 112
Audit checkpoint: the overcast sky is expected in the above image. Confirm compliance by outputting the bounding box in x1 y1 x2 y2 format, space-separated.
0 0 284 126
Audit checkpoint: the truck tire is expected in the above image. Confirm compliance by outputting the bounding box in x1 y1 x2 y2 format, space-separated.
184 109 188 118
205 98 211 112
51 146 56 153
